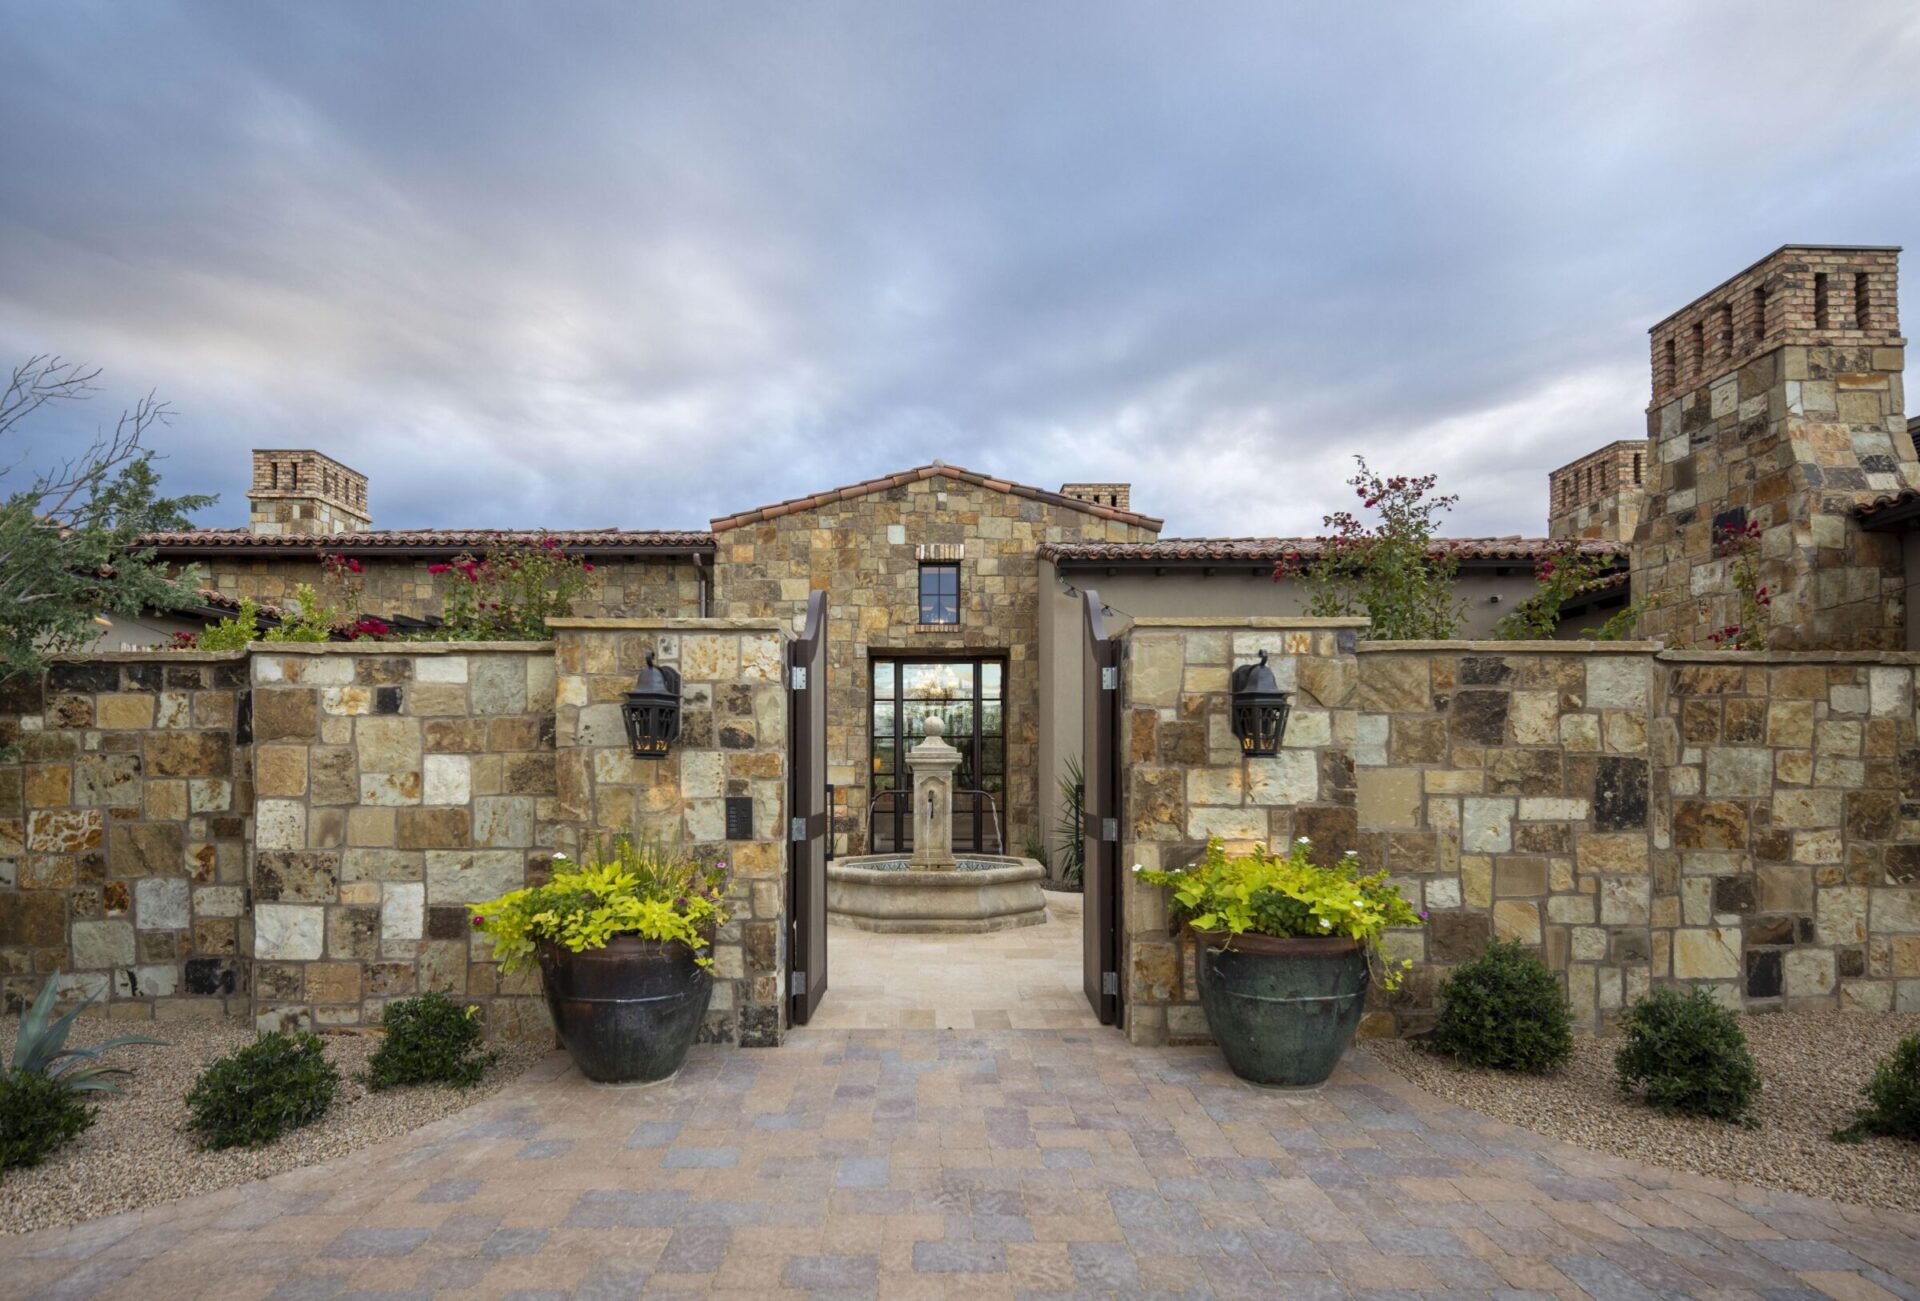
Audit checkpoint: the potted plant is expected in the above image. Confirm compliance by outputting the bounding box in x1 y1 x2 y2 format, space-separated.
472 836 730 1084
1136 837 1423 1087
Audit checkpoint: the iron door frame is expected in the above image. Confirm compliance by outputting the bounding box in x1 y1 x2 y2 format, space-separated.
1081 590 1122 1026
788 590 829 1026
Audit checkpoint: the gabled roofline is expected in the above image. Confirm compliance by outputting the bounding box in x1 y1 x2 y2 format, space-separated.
710 461 1164 533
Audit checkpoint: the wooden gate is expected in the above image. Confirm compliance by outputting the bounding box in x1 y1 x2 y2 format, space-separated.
788 590 829 1026
1081 591 1122 1026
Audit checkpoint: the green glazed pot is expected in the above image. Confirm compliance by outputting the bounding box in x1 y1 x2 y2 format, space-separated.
1194 931 1370 1087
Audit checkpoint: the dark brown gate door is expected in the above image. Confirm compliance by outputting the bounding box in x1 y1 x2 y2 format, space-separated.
788 590 829 1026
1081 591 1121 1026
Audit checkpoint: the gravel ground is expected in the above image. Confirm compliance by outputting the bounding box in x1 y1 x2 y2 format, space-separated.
0 1015 547 1235
1365 1010 1920 1212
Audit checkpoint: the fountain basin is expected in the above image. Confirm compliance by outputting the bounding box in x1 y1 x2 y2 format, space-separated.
827 854 1047 933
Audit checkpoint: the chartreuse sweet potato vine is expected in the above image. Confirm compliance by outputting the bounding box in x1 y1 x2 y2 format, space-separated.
1135 837 1424 989
472 836 731 975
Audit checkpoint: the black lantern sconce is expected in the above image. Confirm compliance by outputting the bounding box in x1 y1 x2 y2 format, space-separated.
620 652 682 759
1229 650 1292 758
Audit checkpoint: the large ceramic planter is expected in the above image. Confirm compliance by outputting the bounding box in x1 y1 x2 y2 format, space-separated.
1195 931 1370 1087
537 936 713 1084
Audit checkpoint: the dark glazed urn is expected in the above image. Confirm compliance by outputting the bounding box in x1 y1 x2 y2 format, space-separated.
537 936 713 1084
1195 932 1370 1087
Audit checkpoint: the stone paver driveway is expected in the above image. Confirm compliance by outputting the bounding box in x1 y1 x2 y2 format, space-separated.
6 1029 1920 1299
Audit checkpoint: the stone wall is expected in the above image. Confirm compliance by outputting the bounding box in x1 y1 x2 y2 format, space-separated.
1114 620 1920 1046
247 645 557 1038
1117 618 1368 1046
193 554 705 626
709 470 1157 857
549 619 789 1046
1 654 250 1021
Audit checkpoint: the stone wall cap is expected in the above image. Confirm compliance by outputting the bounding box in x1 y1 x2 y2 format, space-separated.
1657 649 1920 665
546 617 785 633
1355 640 1661 654
1124 616 1371 630
46 649 250 664
250 641 554 654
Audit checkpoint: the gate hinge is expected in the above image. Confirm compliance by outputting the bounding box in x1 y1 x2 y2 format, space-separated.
790 817 808 843
1102 971 1119 996
791 971 807 996
1102 817 1118 843
790 665 808 691
1100 665 1119 691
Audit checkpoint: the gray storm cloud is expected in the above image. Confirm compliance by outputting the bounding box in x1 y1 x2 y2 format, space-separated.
2 2 1916 537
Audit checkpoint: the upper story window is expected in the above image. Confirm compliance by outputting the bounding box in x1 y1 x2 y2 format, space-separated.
919 562 960 625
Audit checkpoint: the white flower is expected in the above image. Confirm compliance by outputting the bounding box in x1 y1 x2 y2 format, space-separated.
1295 836 1311 845
1319 918 1332 929
1130 863 1143 873
552 852 569 861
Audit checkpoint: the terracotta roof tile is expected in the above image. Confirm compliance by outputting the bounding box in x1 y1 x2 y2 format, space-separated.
709 462 1164 533
139 528 714 555
1856 486 1920 525
1036 536 1626 564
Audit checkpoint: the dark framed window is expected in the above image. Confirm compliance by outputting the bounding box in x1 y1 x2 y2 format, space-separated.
918 563 960 625
870 657 1005 852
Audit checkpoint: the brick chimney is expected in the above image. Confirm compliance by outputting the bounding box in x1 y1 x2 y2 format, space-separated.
1549 440 1648 542
247 449 371 536
1059 482 1131 512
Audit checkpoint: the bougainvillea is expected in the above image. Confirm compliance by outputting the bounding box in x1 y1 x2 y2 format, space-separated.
430 534 594 640
1274 458 1465 641
1705 520 1770 650
1493 543 1624 640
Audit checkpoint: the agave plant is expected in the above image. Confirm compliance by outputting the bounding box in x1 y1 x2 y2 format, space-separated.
8 976 165 1093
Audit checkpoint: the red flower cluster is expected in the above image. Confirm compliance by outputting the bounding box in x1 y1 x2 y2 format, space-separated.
167 630 200 649
350 616 390 640
1706 624 1746 646
321 553 364 578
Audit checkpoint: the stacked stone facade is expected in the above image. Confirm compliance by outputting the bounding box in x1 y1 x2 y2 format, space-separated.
248 449 372 535
1117 618 1368 1046
1114 619 1920 1046
549 619 788 1046
1 654 250 1022
1549 440 1648 542
709 470 1157 856
196 552 704 625
247 645 557 1038
1630 246 1916 650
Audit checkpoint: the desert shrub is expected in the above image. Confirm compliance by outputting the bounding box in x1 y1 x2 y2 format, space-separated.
0 1070 95 1177
1833 1034 1920 1143
365 992 498 1091
1614 987 1761 1126
185 1032 339 1150
1422 939 1573 1073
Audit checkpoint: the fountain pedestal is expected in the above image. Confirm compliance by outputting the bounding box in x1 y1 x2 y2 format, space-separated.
907 717 962 872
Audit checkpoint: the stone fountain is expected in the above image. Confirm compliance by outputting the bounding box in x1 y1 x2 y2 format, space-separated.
826 716 1047 932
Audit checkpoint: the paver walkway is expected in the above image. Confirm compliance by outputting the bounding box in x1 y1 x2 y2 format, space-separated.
6 1028 1920 1299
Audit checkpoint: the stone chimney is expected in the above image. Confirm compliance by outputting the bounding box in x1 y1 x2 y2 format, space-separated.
247 449 371 536
1549 440 1649 542
1630 244 1914 649
1059 482 1131 512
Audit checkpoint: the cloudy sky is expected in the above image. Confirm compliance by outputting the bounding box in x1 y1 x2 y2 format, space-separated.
3 4 1917 539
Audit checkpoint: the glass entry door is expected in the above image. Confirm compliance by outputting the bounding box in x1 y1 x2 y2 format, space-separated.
870 658 1005 853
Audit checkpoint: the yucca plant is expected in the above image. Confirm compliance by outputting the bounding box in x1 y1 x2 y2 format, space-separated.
8 974 166 1093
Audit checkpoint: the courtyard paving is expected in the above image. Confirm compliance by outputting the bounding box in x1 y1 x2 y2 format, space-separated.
6 1024 1920 1299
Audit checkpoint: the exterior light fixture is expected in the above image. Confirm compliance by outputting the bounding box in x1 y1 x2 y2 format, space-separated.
1229 650 1292 758
621 652 681 759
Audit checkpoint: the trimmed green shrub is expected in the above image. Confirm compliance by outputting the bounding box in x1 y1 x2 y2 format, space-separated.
1 1070 95 1178
1422 939 1573 1073
1833 1034 1920 1143
365 992 498 1091
1614 987 1761 1127
186 1032 339 1150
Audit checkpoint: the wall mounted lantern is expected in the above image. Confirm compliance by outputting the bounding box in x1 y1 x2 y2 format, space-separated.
1229 650 1292 758
621 652 682 759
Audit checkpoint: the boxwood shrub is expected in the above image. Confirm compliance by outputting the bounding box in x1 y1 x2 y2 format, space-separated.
1 1070 95 1177
365 992 498 1091
1614 987 1760 1127
1833 1034 1920 1143
1422 938 1573 1074
186 1031 339 1150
